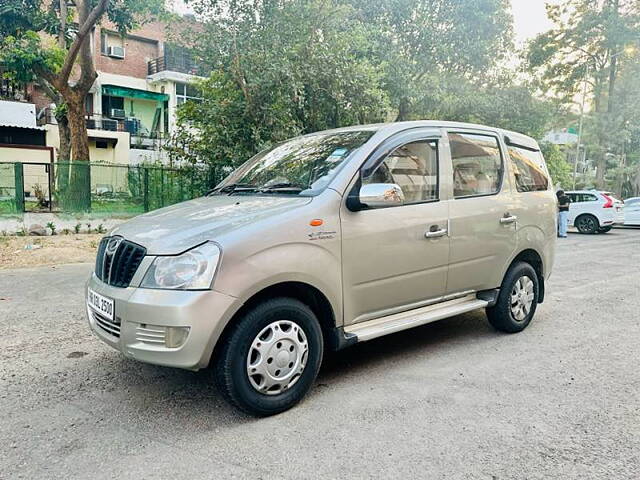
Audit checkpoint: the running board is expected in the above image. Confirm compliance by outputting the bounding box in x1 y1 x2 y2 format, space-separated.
344 295 488 342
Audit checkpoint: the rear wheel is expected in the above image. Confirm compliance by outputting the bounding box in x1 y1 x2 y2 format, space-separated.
214 297 323 416
598 226 612 233
486 262 539 333
575 214 599 234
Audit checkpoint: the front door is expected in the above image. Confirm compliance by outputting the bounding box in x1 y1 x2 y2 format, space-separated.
625 200 640 225
445 131 517 294
341 132 449 325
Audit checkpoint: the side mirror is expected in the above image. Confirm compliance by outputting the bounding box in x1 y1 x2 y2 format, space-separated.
359 183 404 209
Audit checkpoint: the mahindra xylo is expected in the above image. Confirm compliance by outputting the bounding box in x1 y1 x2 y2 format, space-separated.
87 121 556 416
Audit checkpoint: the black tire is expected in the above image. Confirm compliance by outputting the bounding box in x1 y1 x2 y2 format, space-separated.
598 226 612 233
486 261 539 333
575 214 599 234
214 297 323 416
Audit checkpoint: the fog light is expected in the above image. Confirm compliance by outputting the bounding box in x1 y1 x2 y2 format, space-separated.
165 326 190 348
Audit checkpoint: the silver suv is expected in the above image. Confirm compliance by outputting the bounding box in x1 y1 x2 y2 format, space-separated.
87 121 557 415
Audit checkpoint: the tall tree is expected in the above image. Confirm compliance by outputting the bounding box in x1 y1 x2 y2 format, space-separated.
344 0 514 120
527 0 640 188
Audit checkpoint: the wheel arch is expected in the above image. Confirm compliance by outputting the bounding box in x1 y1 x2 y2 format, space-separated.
505 248 546 303
211 281 339 365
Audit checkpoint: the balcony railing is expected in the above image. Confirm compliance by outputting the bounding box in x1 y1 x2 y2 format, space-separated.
0 78 28 102
148 54 201 76
38 109 164 147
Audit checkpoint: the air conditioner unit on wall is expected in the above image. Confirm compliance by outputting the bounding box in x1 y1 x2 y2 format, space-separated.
107 46 125 59
109 108 126 119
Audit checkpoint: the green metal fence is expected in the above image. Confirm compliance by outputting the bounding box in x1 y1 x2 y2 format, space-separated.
0 163 18 214
0 161 224 216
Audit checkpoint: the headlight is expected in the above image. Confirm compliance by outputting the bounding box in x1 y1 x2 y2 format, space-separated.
141 242 221 290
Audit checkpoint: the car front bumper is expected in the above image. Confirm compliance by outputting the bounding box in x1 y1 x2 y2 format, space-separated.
86 274 238 370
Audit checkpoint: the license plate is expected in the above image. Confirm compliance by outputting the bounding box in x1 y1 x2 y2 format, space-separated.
87 287 114 321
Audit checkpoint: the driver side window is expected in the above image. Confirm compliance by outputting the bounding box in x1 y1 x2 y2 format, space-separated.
363 140 439 204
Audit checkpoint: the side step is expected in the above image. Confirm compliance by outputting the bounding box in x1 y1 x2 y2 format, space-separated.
344 295 488 342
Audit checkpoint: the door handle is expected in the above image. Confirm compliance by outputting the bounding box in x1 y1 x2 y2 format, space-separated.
500 214 517 224
425 226 448 238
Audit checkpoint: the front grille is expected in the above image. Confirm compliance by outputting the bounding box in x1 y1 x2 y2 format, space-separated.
91 309 121 338
95 236 146 288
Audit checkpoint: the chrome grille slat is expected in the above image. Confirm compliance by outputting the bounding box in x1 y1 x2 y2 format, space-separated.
138 327 164 334
136 332 165 339
136 338 165 344
92 310 121 338
135 325 167 345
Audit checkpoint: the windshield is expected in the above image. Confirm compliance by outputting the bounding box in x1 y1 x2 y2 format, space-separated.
212 130 375 196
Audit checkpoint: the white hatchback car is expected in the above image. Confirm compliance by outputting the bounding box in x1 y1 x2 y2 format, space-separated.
565 190 625 233
623 197 640 225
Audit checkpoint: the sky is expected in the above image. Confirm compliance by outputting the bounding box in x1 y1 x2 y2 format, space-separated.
511 0 555 46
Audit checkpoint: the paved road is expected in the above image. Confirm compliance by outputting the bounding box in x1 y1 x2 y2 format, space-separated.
1 229 639 479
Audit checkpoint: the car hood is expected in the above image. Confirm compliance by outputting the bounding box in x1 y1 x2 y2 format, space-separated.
110 195 312 255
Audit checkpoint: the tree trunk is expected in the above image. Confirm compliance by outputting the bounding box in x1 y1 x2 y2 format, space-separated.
57 113 71 162
66 97 91 211
67 97 90 161
395 97 410 121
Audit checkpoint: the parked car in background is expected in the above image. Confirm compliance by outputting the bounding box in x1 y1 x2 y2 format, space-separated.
623 197 640 225
565 190 625 233
87 121 557 416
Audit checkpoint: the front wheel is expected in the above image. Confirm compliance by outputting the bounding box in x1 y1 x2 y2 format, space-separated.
214 297 323 416
486 262 539 333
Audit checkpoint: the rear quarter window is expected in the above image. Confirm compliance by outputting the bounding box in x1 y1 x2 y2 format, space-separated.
507 145 549 192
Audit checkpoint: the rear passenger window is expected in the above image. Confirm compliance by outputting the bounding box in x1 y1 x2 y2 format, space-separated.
571 193 598 203
508 146 549 192
450 133 502 198
364 140 438 204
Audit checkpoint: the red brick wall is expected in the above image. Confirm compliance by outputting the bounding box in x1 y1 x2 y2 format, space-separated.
94 25 163 79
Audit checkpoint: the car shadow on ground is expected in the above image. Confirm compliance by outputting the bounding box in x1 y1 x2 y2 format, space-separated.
78 308 496 425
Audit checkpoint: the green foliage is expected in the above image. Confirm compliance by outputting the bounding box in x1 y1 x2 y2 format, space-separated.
169 0 390 167
172 0 549 167
541 143 573 189
0 32 65 83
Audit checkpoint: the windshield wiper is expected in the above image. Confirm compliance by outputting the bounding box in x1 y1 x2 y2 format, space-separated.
208 183 259 195
259 182 306 193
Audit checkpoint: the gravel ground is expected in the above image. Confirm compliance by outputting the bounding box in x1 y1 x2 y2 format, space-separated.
1 228 639 479
0 235 101 270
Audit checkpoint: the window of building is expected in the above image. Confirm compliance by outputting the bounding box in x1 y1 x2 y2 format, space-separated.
84 93 94 115
508 145 549 192
100 30 125 58
164 44 199 74
175 82 202 105
450 133 502 198
364 140 438 204
102 95 125 118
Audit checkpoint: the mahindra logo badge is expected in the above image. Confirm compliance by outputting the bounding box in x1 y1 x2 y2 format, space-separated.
106 237 122 255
